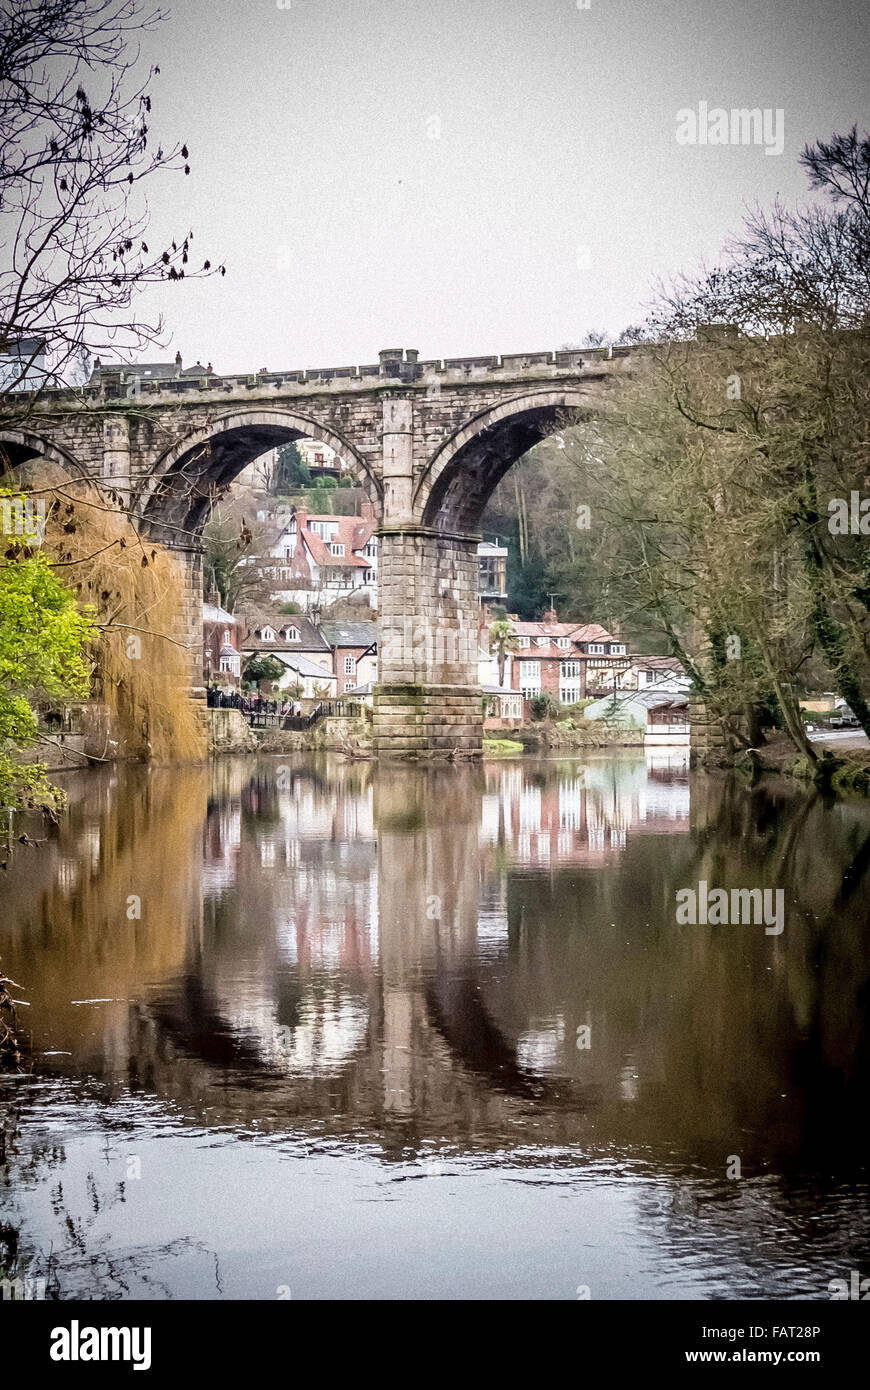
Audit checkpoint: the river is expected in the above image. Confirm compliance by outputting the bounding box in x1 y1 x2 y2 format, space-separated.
1 751 868 1299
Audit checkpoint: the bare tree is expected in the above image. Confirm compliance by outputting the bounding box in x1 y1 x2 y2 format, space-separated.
0 0 223 423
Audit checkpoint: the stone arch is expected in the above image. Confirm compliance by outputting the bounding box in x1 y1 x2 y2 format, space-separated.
0 427 86 481
139 407 382 544
416 390 589 532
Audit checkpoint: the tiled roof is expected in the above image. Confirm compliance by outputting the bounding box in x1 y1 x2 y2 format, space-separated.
319 620 378 649
243 613 329 650
301 514 374 569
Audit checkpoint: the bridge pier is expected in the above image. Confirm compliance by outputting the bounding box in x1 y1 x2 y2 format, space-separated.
373 525 483 758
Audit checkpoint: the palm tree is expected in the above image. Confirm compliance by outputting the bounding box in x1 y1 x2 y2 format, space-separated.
489 619 518 688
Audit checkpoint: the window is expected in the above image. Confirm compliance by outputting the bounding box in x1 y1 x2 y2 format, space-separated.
282 627 300 642
611 643 626 655
260 626 275 641
517 636 530 648
364 540 377 558
536 637 549 649
284 546 293 559
520 660 540 698
330 542 345 557
557 637 570 649
560 688 580 705
364 569 376 583
344 655 356 675
588 643 605 654
560 661 580 679
223 630 230 646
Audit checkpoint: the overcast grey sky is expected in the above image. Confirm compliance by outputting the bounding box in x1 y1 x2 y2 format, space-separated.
135 0 870 372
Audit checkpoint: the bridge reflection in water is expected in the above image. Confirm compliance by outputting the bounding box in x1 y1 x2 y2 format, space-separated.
2 752 869 1298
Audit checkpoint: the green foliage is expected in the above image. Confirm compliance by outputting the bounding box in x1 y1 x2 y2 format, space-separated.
529 692 556 721
242 654 285 686
277 601 301 614
0 533 96 811
273 443 310 492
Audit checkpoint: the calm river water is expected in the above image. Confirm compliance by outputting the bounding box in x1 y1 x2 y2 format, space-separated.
1 752 868 1299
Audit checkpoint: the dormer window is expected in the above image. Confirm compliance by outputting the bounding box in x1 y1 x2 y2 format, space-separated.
557 637 570 649
517 636 530 648
588 643 605 654
330 542 345 557
536 637 549 649
281 626 300 642
611 643 626 655
260 626 276 641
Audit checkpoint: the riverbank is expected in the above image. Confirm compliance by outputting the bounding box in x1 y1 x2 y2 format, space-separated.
734 731 870 794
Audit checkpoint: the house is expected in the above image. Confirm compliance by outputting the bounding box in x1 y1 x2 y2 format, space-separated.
507 614 630 705
240 612 333 690
478 644 513 691
203 595 242 685
261 504 379 611
318 620 378 693
482 687 524 725
583 689 690 746
0 337 49 392
88 351 219 397
477 538 508 606
267 653 338 699
618 655 690 692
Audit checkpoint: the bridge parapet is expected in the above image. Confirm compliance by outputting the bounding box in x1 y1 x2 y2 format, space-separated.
16 343 641 409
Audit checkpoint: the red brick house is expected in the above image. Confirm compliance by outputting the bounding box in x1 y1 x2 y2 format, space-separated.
507 615 629 705
203 594 242 686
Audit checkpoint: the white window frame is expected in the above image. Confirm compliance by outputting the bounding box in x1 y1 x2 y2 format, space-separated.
344 655 356 675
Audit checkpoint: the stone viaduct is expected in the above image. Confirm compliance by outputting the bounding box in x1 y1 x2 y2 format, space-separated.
2 344 644 757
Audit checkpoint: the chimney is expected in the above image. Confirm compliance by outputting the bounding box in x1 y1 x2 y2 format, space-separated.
543 607 558 623
174 350 182 376
360 497 375 523
207 588 221 608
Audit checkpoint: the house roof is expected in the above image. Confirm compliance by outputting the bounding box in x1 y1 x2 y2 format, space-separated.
243 613 329 650
589 690 689 712
203 602 237 625
319 620 378 649
298 514 375 569
630 655 686 673
508 617 617 645
270 654 338 681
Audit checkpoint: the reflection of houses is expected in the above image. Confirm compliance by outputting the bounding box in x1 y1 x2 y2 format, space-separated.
203 594 241 684
480 761 690 867
508 615 629 704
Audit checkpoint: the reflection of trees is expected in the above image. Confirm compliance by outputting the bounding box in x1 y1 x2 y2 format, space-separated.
0 1088 219 1299
1 754 867 1184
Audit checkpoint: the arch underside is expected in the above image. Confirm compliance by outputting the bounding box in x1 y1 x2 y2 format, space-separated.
0 429 84 480
420 397 585 532
141 413 380 545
